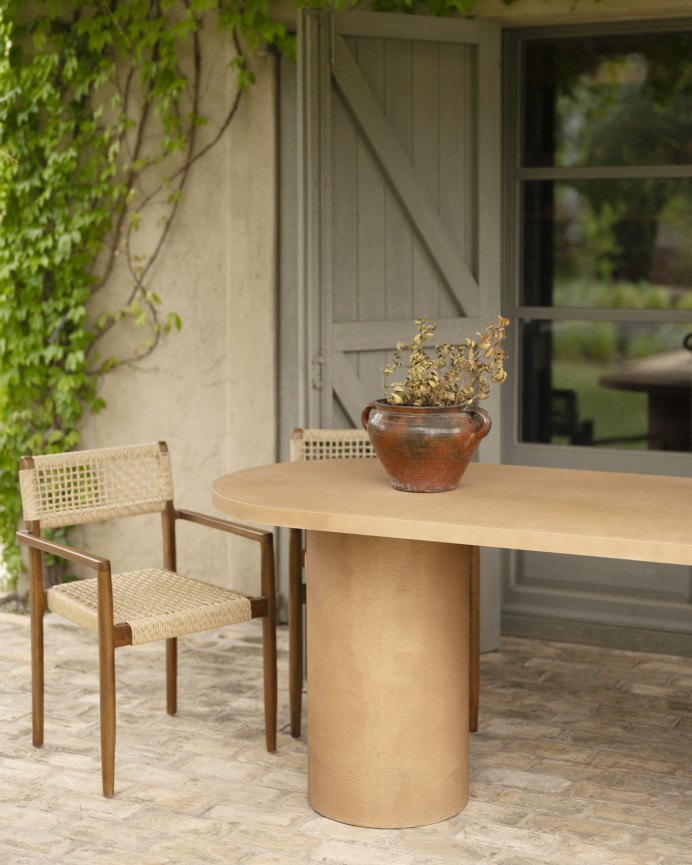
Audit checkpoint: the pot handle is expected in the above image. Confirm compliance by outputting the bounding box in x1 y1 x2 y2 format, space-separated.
361 401 378 431
468 405 492 442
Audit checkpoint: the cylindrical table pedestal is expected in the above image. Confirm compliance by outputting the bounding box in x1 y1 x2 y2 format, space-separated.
306 531 470 828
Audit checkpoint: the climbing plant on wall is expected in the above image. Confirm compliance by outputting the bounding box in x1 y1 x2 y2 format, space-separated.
0 0 293 592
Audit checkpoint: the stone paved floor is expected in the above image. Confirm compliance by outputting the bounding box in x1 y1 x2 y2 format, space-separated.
1 611 691 865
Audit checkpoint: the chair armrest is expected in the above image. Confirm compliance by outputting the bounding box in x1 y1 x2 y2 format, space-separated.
175 509 273 544
16 530 111 573
174 510 275 604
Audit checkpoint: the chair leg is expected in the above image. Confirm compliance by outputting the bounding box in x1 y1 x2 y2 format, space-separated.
98 634 116 797
262 608 278 752
29 578 44 748
166 637 177 715
288 528 303 738
469 545 480 733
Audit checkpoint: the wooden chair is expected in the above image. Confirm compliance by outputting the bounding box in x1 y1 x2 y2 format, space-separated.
17 441 277 797
288 428 481 737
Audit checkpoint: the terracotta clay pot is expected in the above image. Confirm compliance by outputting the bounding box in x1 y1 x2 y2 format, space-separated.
361 399 492 493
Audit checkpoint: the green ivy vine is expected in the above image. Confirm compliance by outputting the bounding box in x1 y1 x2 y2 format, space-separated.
0 0 295 596
0 0 521 600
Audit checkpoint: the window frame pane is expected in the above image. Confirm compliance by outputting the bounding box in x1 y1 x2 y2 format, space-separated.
502 19 692 475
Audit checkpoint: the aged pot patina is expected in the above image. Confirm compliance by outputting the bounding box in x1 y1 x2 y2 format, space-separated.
361 399 492 493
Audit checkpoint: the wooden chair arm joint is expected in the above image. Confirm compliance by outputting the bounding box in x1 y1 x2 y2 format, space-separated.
114 623 133 647
249 596 269 617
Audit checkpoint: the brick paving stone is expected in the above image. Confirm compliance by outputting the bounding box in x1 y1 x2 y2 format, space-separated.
147 837 246 864
531 759 621 783
3 613 692 865
590 801 690 831
569 781 661 808
479 766 574 795
128 784 219 812
505 739 595 764
626 829 692 858
59 847 173 865
224 825 319 857
561 646 642 667
482 718 564 739
470 749 535 770
589 751 683 775
657 794 692 815
525 815 629 844
245 858 311 865
593 703 682 728
635 658 692 675
557 839 663 865
394 832 488 862
299 817 401 845
310 840 418 865
492 789 589 817
454 823 559 856
489 852 583 865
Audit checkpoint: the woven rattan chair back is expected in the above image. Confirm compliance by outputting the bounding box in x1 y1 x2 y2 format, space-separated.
289 428 376 463
19 442 174 530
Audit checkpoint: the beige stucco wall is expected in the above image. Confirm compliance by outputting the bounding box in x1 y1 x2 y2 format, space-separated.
73 26 277 598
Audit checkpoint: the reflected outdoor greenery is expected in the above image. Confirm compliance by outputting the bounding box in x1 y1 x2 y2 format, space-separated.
520 31 692 451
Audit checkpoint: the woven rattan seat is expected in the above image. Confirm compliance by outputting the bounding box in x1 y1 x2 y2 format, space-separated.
17 442 277 797
287 427 480 738
47 568 253 646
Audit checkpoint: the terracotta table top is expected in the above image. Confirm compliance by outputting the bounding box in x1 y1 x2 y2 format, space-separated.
212 460 692 567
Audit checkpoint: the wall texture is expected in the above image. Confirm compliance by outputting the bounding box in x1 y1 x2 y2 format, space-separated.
74 27 278 599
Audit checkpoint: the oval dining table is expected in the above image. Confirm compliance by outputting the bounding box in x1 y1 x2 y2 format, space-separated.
212 458 692 829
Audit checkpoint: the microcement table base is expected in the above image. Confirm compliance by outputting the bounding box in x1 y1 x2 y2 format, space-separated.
306 531 469 828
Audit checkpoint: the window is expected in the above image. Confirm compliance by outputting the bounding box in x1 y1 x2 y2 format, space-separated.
509 28 692 454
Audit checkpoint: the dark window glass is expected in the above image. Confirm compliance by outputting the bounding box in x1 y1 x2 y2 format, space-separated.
522 179 692 307
523 32 692 168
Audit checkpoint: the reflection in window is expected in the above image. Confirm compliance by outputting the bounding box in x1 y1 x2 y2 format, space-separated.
522 179 692 307
523 32 692 168
521 320 692 452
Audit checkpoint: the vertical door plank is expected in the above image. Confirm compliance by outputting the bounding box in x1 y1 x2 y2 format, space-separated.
439 42 477 319
412 40 442 317
332 88 360 326
384 38 415 322
354 38 387 392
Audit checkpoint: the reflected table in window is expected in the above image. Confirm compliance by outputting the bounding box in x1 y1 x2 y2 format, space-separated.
212 460 692 829
599 349 692 451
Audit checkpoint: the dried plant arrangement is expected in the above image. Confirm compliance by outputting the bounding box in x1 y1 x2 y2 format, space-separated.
383 314 510 408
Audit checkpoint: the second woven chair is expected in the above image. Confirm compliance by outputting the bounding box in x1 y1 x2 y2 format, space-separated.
17 441 277 797
288 428 481 738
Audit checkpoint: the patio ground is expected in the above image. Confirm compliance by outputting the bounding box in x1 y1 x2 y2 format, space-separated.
1 612 691 865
